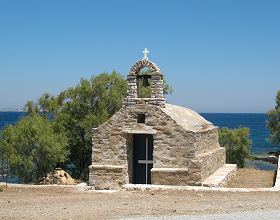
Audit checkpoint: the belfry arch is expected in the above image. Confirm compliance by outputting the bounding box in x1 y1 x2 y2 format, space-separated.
129 59 161 75
123 49 166 107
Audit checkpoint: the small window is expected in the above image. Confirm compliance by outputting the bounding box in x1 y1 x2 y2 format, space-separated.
137 113 146 123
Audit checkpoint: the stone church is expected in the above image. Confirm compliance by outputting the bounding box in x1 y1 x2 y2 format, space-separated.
89 49 227 190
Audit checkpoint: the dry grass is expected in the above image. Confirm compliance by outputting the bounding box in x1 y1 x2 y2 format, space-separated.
0 185 4 192
227 168 275 188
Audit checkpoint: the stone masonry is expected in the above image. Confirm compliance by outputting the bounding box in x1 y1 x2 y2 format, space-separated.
89 51 226 190
123 59 165 107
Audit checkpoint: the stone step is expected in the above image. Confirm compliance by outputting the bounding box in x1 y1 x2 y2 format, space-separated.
202 164 237 187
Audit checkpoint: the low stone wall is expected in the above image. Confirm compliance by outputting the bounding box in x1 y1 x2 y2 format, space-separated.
89 165 127 190
197 147 226 181
151 148 226 186
151 168 201 186
202 164 237 187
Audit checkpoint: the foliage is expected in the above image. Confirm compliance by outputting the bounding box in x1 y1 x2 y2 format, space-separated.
23 71 128 180
0 115 68 183
25 93 59 118
0 142 9 182
54 72 128 179
267 90 280 146
0 185 3 192
163 78 173 95
219 127 252 168
25 100 39 116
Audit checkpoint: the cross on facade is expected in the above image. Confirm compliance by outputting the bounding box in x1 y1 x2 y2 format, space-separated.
142 48 149 60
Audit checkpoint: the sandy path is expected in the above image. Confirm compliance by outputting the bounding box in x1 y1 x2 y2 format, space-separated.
1 187 280 219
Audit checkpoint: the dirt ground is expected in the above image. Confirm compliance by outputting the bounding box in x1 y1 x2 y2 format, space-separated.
227 168 276 188
1 186 280 219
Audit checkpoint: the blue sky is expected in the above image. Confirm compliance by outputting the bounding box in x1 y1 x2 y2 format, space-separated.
0 0 279 113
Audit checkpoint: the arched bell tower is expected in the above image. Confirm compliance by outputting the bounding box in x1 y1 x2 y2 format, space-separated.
123 48 166 108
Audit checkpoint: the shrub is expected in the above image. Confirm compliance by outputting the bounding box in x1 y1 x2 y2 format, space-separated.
219 127 252 167
0 115 68 183
267 90 280 146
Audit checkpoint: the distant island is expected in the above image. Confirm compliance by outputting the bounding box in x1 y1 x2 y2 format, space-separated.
0 108 25 112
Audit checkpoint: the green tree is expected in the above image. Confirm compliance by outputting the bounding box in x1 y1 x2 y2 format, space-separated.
23 72 127 180
0 142 9 183
267 90 280 146
38 93 59 118
55 72 128 179
219 127 252 167
25 93 58 118
24 100 39 116
0 115 68 183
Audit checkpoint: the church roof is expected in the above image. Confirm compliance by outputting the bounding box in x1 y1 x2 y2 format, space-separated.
161 103 214 132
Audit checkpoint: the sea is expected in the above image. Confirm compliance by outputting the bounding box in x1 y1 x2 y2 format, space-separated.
201 113 278 155
0 112 278 170
202 113 278 170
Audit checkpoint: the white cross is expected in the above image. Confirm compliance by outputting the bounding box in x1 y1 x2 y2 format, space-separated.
142 48 149 60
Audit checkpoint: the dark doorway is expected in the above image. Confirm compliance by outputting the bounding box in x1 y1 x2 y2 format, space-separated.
133 134 154 184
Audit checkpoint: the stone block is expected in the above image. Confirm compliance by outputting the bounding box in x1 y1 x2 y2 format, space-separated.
151 168 201 186
89 164 127 190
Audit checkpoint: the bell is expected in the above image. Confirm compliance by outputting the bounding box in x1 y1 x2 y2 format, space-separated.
142 75 150 87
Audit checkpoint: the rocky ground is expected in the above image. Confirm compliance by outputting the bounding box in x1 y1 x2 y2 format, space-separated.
1 186 280 219
39 169 77 185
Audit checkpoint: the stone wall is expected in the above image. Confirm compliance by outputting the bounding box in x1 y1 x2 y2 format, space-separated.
151 167 202 186
196 147 226 181
151 147 226 186
194 128 221 155
122 97 166 108
89 165 127 190
89 104 225 189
